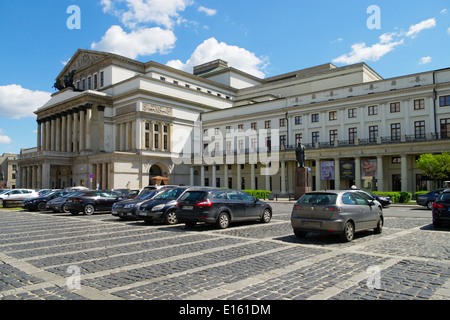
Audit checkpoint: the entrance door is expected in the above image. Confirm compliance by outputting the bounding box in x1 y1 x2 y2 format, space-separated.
392 174 401 191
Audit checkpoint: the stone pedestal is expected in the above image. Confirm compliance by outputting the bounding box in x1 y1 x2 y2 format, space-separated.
294 167 312 200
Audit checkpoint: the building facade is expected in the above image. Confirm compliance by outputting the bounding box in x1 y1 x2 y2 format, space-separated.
18 49 450 195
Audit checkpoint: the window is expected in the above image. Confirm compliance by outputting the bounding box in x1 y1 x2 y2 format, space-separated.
279 118 286 127
266 137 272 150
82 79 86 90
251 138 257 149
280 135 287 147
93 74 98 90
88 76 92 90
251 122 257 130
349 127 357 144
295 116 302 125
238 124 244 132
160 76 166 81
215 128 220 135
390 102 400 113
441 118 450 138
312 132 320 144
265 120 271 129
369 125 378 143
348 108 357 118
100 71 104 87
311 114 319 123
295 133 303 145
173 80 178 85
226 126 231 133
145 122 150 149
391 123 401 141
329 129 338 144
368 105 378 116
440 96 450 107
329 111 337 121
185 84 190 88
415 121 426 139
414 99 425 110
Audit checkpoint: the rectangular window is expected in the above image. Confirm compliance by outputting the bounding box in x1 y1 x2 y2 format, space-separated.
348 108 357 118
414 121 425 139
154 134 159 149
369 125 378 143
279 118 286 127
349 127 357 144
312 131 319 144
440 96 450 107
93 74 98 90
265 120 271 129
238 124 244 132
368 105 378 116
329 111 337 121
88 76 92 90
390 102 400 113
295 133 303 145
329 129 337 144
82 79 86 90
251 122 257 130
280 135 287 147
414 99 425 110
100 71 104 87
311 113 319 123
391 123 401 141
295 116 302 125
441 118 450 138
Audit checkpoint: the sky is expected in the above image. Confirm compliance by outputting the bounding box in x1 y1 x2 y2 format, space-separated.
0 0 449 154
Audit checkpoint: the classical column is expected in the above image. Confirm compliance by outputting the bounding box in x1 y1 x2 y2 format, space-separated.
97 106 105 152
50 116 56 151
61 112 67 152
200 166 205 187
32 166 38 189
72 108 79 152
102 163 107 190
150 121 155 151
250 164 256 190
315 159 321 191
131 121 136 150
125 122 131 150
79 106 86 151
37 165 42 189
85 104 93 151
280 161 287 194
55 114 61 152
354 157 361 189
334 158 340 190
190 167 195 186
120 123 125 151
223 165 229 188
26 166 31 189
37 120 42 152
212 165 217 188
401 155 408 192
169 124 173 152
42 119 48 151
66 110 73 152
237 164 241 190
377 155 384 192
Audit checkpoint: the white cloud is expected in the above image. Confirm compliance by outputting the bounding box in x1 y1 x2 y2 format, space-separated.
101 0 194 29
332 33 404 65
166 37 269 78
406 18 436 38
419 56 432 65
0 84 51 120
91 25 177 59
447 27 450 34
441 9 448 15
198 6 217 16
0 129 11 144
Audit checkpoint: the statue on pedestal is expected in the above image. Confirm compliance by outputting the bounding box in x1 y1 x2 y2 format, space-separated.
295 142 306 168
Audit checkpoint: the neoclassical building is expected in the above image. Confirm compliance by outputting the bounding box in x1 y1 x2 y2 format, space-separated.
18 49 450 195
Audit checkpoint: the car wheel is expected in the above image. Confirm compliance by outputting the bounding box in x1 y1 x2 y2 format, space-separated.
84 204 95 215
62 204 69 213
216 212 230 229
165 210 178 225
37 202 47 212
374 218 383 234
426 201 434 210
260 209 272 223
341 221 355 242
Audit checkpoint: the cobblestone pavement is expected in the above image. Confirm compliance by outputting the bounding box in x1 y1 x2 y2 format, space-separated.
0 205 449 301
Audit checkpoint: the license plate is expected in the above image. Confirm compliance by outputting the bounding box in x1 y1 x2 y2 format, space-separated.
183 206 193 210
303 221 321 227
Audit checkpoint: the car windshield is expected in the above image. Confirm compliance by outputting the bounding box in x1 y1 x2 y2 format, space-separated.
179 191 208 202
155 188 186 200
297 193 337 205
136 191 158 200
438 192 450 201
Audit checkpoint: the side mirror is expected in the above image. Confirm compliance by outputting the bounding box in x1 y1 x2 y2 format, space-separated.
369 200 376 206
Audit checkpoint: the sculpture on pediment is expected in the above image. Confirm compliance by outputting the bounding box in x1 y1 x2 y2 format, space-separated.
53 70 76 91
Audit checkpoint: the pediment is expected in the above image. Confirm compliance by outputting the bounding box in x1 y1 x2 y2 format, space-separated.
57 50 110 81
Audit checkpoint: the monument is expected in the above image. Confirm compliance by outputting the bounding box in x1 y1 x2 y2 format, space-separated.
294 142 312 199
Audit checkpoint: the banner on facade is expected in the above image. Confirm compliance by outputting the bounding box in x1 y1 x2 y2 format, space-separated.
340 160 355 180
320 161 335 180
361 159 377 179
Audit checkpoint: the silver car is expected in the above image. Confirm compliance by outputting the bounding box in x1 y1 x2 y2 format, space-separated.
291 190 383 242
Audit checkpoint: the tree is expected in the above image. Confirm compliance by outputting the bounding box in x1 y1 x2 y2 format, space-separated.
416 153 450 181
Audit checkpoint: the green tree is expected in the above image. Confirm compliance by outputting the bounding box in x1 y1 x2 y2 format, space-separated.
416 153 450 181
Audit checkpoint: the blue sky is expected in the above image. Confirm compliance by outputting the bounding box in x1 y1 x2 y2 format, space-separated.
0 0 449 154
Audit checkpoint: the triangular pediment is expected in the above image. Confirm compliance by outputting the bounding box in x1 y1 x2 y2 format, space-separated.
56 49 110 81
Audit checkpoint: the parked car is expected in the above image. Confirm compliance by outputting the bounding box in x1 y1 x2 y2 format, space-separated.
177 188 272 229
65 190 123 215
135 187 190 225
432 189 450 227
46 191 86 213
22 190 69 212
366 192 392 208
112 189 140 199
417 189 446 210
291 190 384 242
0 189 40 206
139 185 179 195
112 190 162 220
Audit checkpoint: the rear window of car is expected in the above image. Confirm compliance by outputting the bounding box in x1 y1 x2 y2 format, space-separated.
179 191 208 202
438 192 450 201
297 193 337 205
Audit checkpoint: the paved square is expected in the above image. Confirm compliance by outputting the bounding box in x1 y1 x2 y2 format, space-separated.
0 205 449 301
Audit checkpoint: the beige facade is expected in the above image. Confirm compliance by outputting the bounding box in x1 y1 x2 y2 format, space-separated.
18 49 450 194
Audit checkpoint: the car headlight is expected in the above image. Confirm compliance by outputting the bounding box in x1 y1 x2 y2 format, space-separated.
151 204 165 211
124 204 135 209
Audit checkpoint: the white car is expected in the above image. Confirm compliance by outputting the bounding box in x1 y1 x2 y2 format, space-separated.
0 189 40 206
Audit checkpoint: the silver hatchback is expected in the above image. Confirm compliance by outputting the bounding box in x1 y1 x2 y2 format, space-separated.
291 190 383 242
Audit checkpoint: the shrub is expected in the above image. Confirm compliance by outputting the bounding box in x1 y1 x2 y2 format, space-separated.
243 190 271 200
372 191 412 203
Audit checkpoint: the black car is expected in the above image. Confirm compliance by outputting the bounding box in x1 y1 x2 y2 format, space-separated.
432 189 450 227
111 190 162 220
22 190 69 212
177 188 272 229
135 187 189 225
46 191 87 213
112 189 140 199
65 190 123 215
366 191 392 208
417 189 446 210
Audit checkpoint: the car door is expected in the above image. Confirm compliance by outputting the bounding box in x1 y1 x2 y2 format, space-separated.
353 192 377 230
239 191 260 218
341 192 364 230
226 190 245 220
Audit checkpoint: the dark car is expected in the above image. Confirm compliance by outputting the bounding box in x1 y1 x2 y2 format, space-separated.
432 189 450 227
417 189 446 210
112 190 163 220
22 190 69 212
177 188 272 229
135 187 189 225
46 191 86 213
112 189 140 199
65 190 123 215
368 192 392 208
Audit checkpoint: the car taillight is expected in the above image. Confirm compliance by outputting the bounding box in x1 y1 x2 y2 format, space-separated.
433 203 445 209
324 206 342 212
195 200 213 207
